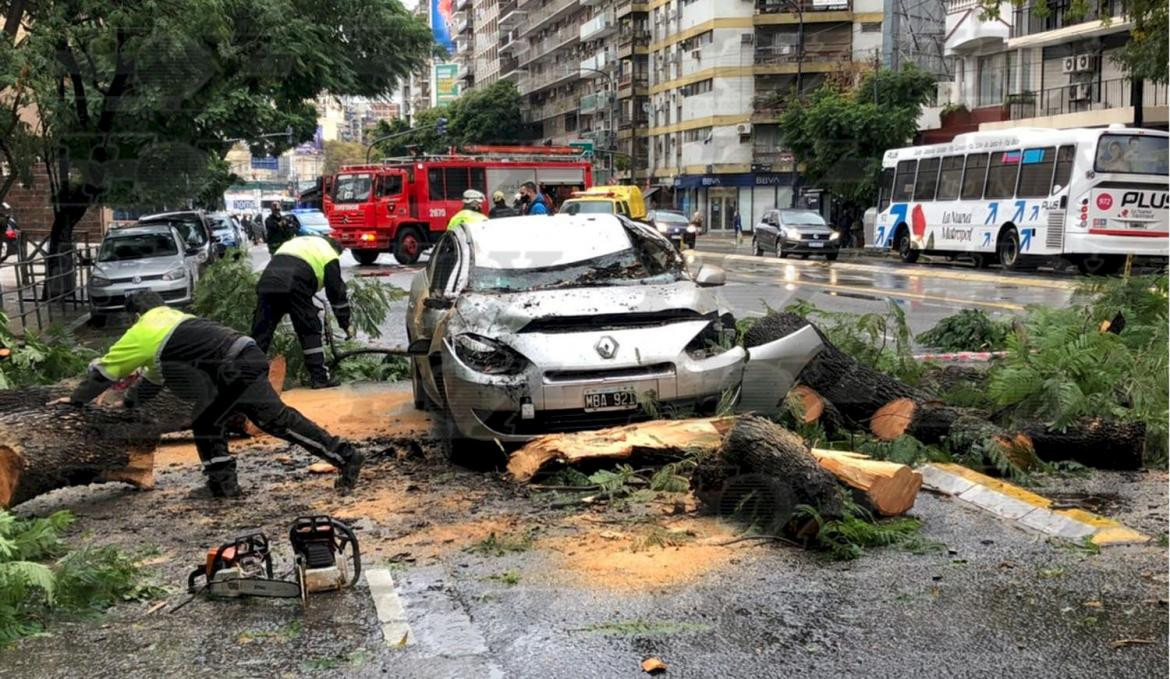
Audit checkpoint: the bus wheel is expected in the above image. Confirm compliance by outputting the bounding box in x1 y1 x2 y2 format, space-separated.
353 249 380 266
896 228 919 263
394 228 423 265
997 227 1022 270
1075 254 1124 276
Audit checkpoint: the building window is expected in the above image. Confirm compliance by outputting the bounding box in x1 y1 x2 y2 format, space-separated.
976 53 1006 107
861 22 882 32
681 79 712 96
683 127 712 143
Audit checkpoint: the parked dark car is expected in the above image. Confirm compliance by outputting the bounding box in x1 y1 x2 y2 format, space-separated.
752 208 840 261
137 210 216 272
647 209 698 250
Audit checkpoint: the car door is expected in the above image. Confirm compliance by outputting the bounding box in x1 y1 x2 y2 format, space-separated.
409 233 462 402
174 227 200 287
758 211 775 248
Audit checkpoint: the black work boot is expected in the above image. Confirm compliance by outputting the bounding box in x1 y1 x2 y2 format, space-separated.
206 461 241 498
333 443 364 496
310 376 341 389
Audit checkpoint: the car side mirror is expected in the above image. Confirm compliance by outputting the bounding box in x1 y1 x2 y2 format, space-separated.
407 338 430 355
186 246 202 256
423 296 454 310
694 264 726 287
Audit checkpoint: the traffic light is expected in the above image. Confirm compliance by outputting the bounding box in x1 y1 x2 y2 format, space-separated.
436 117 448 136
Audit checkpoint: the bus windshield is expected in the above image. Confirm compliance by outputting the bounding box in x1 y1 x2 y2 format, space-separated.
1095 134 1169 176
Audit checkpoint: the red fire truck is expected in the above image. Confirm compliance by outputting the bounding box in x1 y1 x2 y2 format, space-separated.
321 146 593 265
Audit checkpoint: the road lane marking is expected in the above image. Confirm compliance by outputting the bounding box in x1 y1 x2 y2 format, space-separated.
727 270 1028 312
922 464 1149 546
365 568 416 647
695 250 1080 290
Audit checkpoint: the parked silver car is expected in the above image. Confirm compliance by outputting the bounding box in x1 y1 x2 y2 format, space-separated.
87 224 201 324
406 213 823 444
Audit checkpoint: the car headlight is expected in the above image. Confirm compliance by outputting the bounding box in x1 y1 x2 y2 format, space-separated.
452 334 527 375
161 266 187 281
779 228 789 239
656 223 669 234
686 225 698 234
90 274 112 288
829 231 840 241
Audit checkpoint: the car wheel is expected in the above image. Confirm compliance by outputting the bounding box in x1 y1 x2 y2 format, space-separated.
753 238 764 256
997 227 1022 270
825 252 838 262
435 412 503 469
896 227 919 264
353 249 380 266
411 358 434 411
775 241 787 259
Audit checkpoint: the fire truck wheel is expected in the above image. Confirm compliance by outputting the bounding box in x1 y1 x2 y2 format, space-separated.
353 249 380 266
393 228 423 265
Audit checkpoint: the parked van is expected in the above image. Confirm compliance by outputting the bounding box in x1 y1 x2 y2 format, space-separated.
560 185 647 220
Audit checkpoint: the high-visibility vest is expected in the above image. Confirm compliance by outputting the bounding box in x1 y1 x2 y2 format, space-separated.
275 236 339 289
447 209 487 230
92 306 193 383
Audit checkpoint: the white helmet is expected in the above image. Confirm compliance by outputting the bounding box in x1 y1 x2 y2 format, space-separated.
462 189 485 207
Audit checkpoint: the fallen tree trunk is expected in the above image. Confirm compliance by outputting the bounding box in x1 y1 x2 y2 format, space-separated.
870 398 977 444
744 313 917 425
0 405 158 508
810 449 922 516
787 386 844 435
1020 419 1145 470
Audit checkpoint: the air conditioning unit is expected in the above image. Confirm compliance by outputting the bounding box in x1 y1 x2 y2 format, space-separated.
736 123 752 136
741 32 754 45
1061 56 1076 74
691 49 702 60
1075 54 1095 72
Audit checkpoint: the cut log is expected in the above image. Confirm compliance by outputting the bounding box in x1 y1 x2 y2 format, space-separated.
692 416 845 535
744 313 917 425
0 405 159 508
945 415 1039 472
790 385 824 423
507 417 734 483
809 448 922 516
1021 418 1145 470
870 397 976 444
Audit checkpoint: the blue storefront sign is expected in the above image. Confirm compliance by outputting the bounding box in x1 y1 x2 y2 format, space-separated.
673 172 794 189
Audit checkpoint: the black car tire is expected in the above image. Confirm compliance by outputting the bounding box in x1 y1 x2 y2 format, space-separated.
825 252 839 262
753 238 764 256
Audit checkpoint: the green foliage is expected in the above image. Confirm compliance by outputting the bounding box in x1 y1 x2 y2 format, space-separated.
191 253 259 334
372 80 528 157
485 570 521 586
649 462 692 493
346 276 405 339
916 309 1012 352
777 65 936 208
988 275 1168 462
630 526 694 552
464 529 535 557
856 435 950 467
0 510 160 643
589 464 639 497
785 298 925 385
797 501 933 561
322 140 368 175
0 316 95 389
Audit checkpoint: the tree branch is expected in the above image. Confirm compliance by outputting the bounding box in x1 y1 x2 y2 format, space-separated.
3 0 26 39
55 43 90 128
78 42 109 97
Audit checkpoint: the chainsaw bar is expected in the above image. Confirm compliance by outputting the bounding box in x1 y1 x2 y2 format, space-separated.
207 577 302 599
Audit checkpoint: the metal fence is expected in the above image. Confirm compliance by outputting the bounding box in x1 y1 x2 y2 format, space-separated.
0 235 96 334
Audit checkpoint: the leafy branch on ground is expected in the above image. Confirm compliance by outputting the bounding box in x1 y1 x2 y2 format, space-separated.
785 298 926 385
796 500 939 561
0 315 95 389
916 309 1011 352
464 529 536 557
0 510 164 643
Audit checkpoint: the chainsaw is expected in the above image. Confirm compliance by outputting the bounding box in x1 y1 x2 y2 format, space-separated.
179 516 360 606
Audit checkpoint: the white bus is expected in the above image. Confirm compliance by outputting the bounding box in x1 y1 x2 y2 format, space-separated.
865 125 1168 274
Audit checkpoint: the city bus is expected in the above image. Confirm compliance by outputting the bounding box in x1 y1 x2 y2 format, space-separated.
865 125 1168 274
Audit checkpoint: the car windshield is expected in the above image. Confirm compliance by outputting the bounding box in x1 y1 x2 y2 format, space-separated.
652 212 688 225
295 212 330 228
144 217 207 246
469 224 686 292
779 210 826 226
98 233 178 262
1095 134 1169 175
562 200 614 215
333 173 373 203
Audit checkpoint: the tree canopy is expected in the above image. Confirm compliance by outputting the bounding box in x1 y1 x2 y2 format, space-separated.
777 66 935 208
370 79 529 158
0 0 433 248
322 140 367 175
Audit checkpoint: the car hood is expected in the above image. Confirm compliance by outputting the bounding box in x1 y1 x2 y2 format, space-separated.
94 256 184 278
783 223 833 235
449 281 720 337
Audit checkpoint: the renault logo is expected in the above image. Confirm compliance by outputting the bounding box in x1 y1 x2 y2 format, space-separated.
595 336 618 359
132 276 141 284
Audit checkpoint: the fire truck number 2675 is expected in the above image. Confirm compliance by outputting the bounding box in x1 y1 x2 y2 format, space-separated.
429 208 447 218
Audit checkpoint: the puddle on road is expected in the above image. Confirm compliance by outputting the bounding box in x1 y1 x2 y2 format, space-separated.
1043 491 1129 515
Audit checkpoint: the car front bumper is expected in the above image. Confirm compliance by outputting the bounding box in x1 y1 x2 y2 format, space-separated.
780 238 839 255
89 278 191 312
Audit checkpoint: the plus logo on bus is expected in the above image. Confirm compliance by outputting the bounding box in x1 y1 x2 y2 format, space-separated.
1096 193 1114 210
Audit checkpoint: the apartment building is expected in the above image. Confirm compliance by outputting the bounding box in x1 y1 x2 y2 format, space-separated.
926 0 1167 139
645 0 902 230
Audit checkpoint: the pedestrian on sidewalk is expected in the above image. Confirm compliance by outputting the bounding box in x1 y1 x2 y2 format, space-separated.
52 291 364 497
733 209 743 247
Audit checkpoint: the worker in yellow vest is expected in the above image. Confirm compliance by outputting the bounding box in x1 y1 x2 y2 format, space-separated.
447 189 488 230
52 291 363 497
251 235 351 389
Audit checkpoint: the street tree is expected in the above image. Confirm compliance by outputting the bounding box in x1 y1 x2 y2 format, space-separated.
777 66 935 210
0 0 432 284
975 0 1167 83
323 140 367 175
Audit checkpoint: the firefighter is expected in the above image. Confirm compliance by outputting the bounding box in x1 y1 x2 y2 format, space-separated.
52 291 363 497
488 191 518 218
447 189 488 229
251 235 351 390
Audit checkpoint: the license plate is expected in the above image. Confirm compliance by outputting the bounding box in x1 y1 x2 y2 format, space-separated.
809 242 824 248
124 287 148 295
583 386 638 412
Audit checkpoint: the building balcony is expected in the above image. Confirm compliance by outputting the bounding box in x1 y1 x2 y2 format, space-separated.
530 96 581 121
455 0 472 10
581 50 612 76
520 26 579 66
524 0 583 35
499 7 527 30
751 93 789 122
454 12 472 35
754 42 850 66
1010 0 1123 39
1004 78 1168 122
754 0 852 22
580 11 617 42
615 0 650 19
580 92 613 114
617 34 651 58
751 149 795 172
519 67 579 94
945 0 1009 55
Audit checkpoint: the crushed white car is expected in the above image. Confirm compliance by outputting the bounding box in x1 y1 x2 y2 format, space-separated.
406 213 822 443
